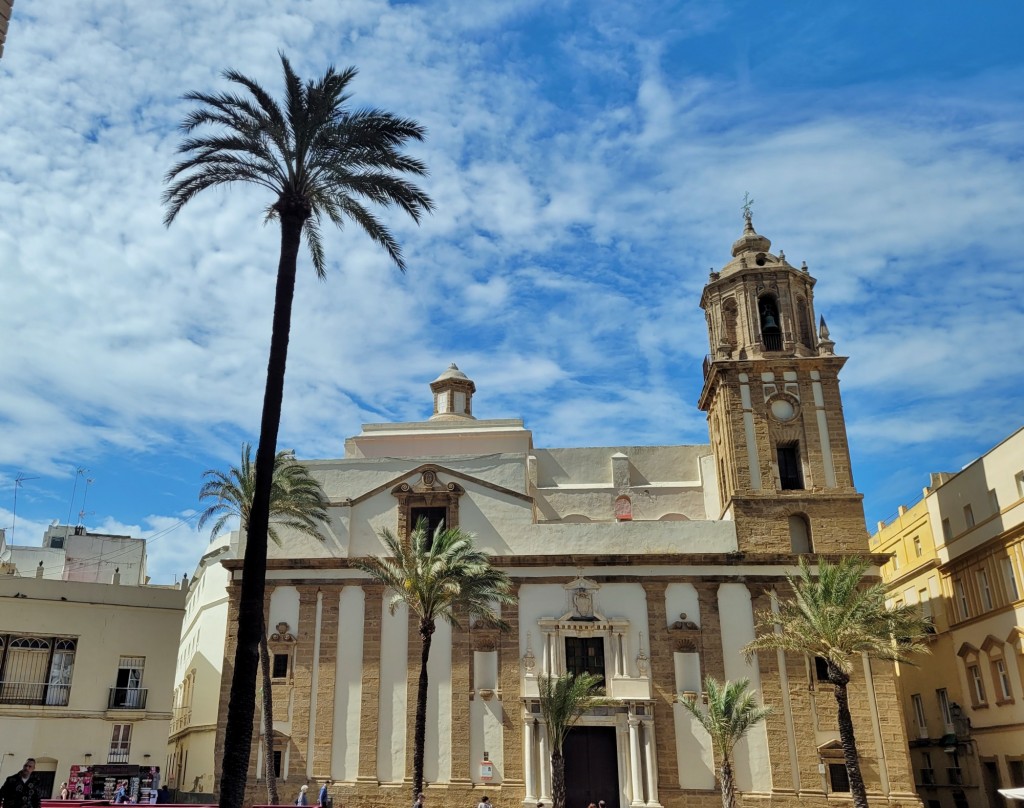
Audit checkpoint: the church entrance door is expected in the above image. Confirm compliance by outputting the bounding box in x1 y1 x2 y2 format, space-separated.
563 726 619 808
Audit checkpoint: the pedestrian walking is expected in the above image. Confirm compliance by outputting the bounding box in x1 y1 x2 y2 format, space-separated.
59 784 69 801
296 785 309 806
477 796 490 808
317 781 329 808
114 781 128 804
0 760 42 808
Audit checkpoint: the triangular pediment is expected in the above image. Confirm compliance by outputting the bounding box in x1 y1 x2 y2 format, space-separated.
346 462 532 506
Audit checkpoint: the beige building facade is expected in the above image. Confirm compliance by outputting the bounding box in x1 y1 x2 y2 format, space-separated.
873 426 1024 808
205 218 920 808
0 526 186 800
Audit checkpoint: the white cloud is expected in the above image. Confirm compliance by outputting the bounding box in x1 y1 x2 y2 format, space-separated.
1 1 1023 581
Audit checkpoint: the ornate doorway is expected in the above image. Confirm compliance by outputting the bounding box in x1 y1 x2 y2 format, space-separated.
563 726 619 808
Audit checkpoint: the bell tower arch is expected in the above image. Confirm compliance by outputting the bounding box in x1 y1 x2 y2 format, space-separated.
697 212 866 554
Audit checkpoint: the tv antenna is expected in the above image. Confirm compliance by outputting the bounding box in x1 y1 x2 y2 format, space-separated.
12 473 39 544
64 468 88 541
76 477 95 527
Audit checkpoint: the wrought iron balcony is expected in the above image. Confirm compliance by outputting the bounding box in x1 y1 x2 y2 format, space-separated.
0 681 70 706
108 687 148 709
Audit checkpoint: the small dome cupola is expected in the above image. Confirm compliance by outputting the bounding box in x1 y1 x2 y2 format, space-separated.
731 212 772 261
429 363 476 420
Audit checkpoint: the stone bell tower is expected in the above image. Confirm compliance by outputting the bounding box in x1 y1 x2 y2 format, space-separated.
697 213 866 554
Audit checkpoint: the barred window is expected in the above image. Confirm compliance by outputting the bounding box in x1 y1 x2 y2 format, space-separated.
0 634 77 706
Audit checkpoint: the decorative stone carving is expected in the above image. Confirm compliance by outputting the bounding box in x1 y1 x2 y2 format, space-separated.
270 622 296 642
671 613 699 631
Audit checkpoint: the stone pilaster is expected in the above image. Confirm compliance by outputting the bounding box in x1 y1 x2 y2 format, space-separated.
500 583 524 788
357 585 383 783
642 581 679 794
313 585 341 777
450 610 473 783
289 586 320 778
695 582 725 682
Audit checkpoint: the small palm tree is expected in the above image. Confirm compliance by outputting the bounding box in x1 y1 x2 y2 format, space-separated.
743 556 930 808
537 672 612 808
165 54 432 808
356 521 516 799
679 676 770 808
197 442 329 805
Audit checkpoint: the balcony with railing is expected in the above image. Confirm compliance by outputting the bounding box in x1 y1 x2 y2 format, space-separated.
108 687 148 709
919 768 936 786
947 767 964 786
107 750 131 764
170 706 192 733
0 681 71 706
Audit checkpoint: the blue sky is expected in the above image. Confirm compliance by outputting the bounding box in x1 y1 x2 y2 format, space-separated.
1 1 1023 583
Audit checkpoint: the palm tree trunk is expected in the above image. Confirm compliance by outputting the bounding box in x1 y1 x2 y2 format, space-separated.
219 210 305 808
259 618 279 804
551 748 565 808
831 670 868 808
413 618 435 799
720 757 735 808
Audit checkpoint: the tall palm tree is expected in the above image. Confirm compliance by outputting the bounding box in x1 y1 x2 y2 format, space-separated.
743 557 930 808
198 442 329 804
165 54 433 808
537 672 612 808
679 676 771 808
356 520 516 798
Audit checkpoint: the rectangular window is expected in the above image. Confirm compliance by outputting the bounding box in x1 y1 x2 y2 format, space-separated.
1003 557 1020 601
272 749 282 778
828 763 851 793
1016 471 1024 500
942 518 953 541
1009 759 1024 788
814 656 830 681
963 504 975 528
892 553 901 571
777 445 803 490
996 659 1012 701
564 636 605 686
919 589 932 619
955 579 970 620
990 488 1000 514
921 750 936 785
409 506 447 543
937 688 953 729
113 656 146 708
977 569 993 610
970 665 986 705
912 693 928 737
272 653 289 679
109 723 132 764
0 635 77 706
913 536 923 557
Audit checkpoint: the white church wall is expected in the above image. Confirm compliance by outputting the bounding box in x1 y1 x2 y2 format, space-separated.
470 693 504 784
675 701 717 790
718 583 772 794
331 585 364 781
664 583 700 628
700 453 720 520
503 521 736 556
269 586 300 635
424 618 453 784
378 600 409 783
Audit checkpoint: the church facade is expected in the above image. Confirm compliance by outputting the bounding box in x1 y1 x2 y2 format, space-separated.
211 219 920 808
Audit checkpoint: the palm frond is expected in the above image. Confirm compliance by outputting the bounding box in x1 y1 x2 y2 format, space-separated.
197 442 329 547
538 673 613 753
744 556 931 676
164 53 434 276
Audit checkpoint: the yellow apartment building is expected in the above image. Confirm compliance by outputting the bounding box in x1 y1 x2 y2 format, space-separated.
873 426 1024 808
